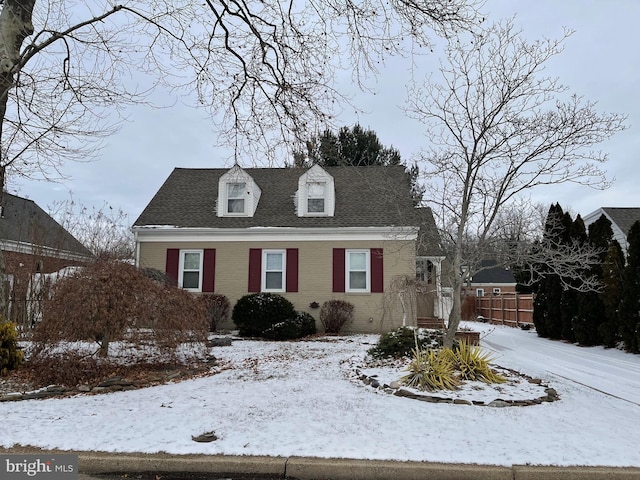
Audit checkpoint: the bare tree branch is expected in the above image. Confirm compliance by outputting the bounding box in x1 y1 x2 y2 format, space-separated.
407 19 627 346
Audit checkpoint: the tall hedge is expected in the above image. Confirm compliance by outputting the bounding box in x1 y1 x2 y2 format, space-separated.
620 221 640 353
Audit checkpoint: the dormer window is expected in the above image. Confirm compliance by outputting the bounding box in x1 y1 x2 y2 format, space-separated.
217 165 261 217
227 182 246 214
307 182 326 214
297 165 335 217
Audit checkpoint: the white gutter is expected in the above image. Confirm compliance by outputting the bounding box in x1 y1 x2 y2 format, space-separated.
131 225 420 243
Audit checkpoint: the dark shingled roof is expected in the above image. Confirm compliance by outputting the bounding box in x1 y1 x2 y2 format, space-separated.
471 260 516 284
0 192 92 257
601 208 640 238
416 206 444 257
134 166 421 229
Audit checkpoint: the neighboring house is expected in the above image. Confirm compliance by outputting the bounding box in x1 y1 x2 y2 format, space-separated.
583 207 640 256
468 260 517 297
133 164 443 333
0 192 93 325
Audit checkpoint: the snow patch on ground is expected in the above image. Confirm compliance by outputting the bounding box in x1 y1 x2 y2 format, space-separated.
1 323 639 467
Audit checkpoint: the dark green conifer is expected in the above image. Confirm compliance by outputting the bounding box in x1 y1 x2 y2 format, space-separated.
620 221 640 353
599 241 625 347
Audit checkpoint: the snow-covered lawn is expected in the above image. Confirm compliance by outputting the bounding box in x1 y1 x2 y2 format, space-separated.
1 322 639 467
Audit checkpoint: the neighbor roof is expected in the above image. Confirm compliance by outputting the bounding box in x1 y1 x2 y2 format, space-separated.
600 208 640 237
0 192 92 257
471 260 516 284
134 166 419 229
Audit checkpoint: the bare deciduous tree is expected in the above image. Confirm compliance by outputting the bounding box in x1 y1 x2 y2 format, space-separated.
0 0 483 194
48 196 134 259
406 20 627 346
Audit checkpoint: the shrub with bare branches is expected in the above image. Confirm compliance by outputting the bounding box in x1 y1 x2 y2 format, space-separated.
199 294 231 332
320 300 354 334
33 259 208 358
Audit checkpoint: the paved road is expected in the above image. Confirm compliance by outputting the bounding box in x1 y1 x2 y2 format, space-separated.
80 474 280 480
481 325 640 406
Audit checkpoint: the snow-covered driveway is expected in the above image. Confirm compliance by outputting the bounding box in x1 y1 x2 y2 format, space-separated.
480 323 640 406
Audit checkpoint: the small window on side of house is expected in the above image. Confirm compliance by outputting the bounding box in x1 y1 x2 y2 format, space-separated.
476 288 484 297
493 288 501 295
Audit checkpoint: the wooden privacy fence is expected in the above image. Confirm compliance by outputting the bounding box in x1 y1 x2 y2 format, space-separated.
475 293 534 327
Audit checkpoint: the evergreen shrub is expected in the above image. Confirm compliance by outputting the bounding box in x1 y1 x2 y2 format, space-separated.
0 321 24 376
262 311 317 340
232 293 296 337
367 326 441 359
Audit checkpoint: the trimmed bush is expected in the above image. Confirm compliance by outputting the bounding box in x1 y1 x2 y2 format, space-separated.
232 293 296 337
319 300 354 334
0 321 24 376
199 294 231 331
262 312 317 340
367 326 442 359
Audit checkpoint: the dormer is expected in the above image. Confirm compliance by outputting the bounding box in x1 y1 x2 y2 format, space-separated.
217 165 261 217
296 165 335 217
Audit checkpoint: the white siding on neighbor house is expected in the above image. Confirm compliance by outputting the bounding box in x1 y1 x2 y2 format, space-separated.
583 208 629 255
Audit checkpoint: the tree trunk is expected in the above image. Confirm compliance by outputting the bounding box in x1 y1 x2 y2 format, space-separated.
0 0 36 192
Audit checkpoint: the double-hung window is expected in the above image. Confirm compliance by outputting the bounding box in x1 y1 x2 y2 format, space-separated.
307 182 326 214
180 250 203 291
346 250 370 292
227 182 246 214
263 250 286 292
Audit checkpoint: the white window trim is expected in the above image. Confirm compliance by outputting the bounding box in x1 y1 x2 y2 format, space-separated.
179 249 204 292
346 249 370 293
476 288 484 297
262 249 286 292
296 165 335 217
225 182 247 216
305 181 327 215
493 288 501 294
217 165 261 217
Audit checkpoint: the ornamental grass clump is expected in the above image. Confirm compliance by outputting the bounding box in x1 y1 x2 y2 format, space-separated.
400 348 459 391
442 340 506 384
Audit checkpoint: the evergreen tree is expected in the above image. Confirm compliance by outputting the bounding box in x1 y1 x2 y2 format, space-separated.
292 124 424 203
533 203 566 339
573 215 614 345
559 213 586 343
599 241 625 347
620 221 640 353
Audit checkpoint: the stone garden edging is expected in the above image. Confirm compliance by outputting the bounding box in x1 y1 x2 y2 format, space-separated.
355 367 559 407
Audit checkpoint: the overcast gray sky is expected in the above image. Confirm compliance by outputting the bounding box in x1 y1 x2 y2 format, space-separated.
13 0 640 225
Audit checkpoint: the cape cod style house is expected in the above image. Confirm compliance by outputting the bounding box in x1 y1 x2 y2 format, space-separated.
133 164 445 333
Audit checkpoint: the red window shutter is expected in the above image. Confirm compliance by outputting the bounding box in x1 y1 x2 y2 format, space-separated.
371 248 384 293
332 248 346 292
286 248 299 292
202 249 216 292
248 248 262 292
166 249 180 286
